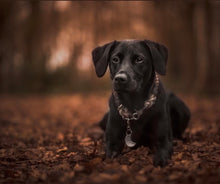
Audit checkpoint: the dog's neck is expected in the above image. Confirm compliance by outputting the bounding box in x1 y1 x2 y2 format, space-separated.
113 72 156 112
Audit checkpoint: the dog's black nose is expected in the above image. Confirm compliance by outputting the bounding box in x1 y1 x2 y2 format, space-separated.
114 73 128 83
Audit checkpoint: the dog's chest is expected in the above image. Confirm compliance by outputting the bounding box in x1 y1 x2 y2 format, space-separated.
128 119 146 143
126 112 156 144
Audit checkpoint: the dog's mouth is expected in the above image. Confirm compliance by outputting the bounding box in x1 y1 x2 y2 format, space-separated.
113 80 138 92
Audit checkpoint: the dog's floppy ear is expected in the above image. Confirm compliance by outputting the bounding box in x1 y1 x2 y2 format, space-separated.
144 40 168 75
92 41 116 77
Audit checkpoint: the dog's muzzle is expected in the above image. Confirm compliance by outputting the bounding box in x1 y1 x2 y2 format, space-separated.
113 72 130 91
113 72 137 92
114 73 128 84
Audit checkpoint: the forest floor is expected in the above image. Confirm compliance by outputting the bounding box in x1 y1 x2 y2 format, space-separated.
0 93 219 184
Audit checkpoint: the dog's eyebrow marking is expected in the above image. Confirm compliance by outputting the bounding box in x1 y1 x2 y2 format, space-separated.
133 54 145 58
112 52 123 58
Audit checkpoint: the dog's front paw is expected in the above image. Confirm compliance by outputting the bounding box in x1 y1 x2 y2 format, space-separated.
153 152 169 167
106 150 119 159
105 138 124 159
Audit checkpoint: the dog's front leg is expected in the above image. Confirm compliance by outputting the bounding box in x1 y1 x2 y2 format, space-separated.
105 114 125 158
153 115 173 167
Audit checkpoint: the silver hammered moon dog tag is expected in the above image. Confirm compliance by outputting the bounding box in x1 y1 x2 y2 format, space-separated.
125 134 136 147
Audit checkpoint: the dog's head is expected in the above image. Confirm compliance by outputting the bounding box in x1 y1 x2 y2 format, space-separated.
92 39 168 92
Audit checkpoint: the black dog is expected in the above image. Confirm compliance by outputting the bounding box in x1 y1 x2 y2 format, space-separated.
92 39 190 167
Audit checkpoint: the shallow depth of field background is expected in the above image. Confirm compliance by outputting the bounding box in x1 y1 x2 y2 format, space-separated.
0 1 220 95
0 1 220 184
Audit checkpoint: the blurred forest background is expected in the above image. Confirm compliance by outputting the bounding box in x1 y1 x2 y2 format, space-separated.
0 1 220 95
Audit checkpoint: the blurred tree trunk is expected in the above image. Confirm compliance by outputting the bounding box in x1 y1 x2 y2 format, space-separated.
68 42 83 90
193 2 210 93
207 2 220 94
193 1 220 95
0 2 15 93
23 1 41 92
23 1 51 93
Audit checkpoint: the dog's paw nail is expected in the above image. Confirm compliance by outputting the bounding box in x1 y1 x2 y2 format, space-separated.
153 155 169 167
111 151 118 158
106 150 118 159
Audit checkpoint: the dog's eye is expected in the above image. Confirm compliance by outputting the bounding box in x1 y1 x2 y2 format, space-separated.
135 56 144 64
112 56 120 64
